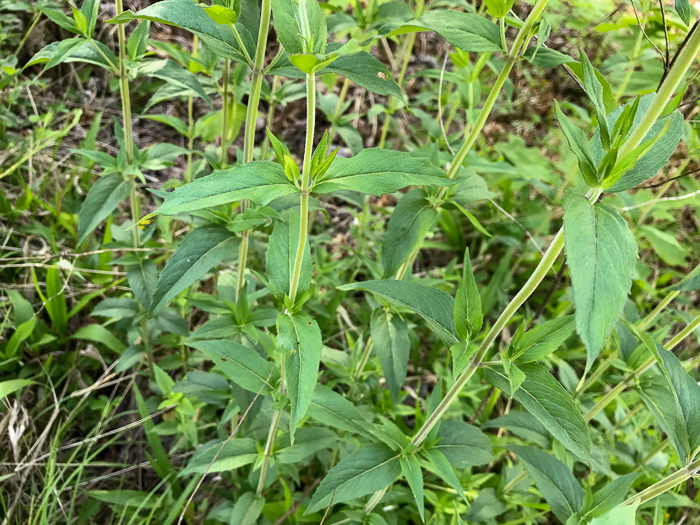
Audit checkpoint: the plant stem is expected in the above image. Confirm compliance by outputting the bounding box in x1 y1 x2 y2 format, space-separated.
257 71 316 496
236 0 272 299
411 15 700 449
288 73 316 304
220 59 231 166
115 0 137 249
584 313 700 422
622 457 700 507
186 35 200 184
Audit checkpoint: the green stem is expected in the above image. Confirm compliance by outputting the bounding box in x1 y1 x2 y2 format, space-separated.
14 11 41 58
584 313 700 422
236 0 272 299
622 457 700 507
257 71 316 497
186 35 200 184
412 15 700 450
288 73 316 304
115 0 138 249
220 59 231 166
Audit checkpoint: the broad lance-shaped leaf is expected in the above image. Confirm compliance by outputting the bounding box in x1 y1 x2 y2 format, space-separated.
138 59 212 108
151 225 240 313
154 162 297 216
584 473 640 518
338 280 459 345
382 189 437 278
306 443 401 514
400 454 424 521
508 445 583 523
127 259 157 311
657 346 700 455
484 363 591 460
277 311 322 442
181 438 258 475
388 11 502 53
588 502 639 525
564 191 637 370
434 421 493 468
453 247 482 341
593 94 684 193
265 210 312 299
78 174 131 244
108 0 255 63
189 339 276 394
511 315 575 364
271 0 326 55
307 384 373 437
313 149 455 196
370 308 410 402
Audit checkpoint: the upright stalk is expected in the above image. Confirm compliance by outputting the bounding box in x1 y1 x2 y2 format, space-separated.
411 16 700 449
257 71 316 496
115 0 138 248
622 457 700 507
236 0 272 299
186 35 200 184
220 59 231 165
260 75 281 160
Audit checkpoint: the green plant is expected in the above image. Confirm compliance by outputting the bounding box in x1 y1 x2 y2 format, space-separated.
2 0 700 523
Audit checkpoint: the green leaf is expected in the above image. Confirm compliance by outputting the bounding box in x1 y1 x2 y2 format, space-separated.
585 474 640 518
307 384 372 437
313 149 454 196
484 363 591 460
640 225 689 267
382 189 437 278
658 346 700 454
201 3 240 25
78 174 130 244
0 379 35 400
676 0 692 25
412 11 502 52
597 95 684 193
271 0 326 55
371 308 410 402
670 263 700 291
109 0 253 63
323 52 403 98
419 448 466 500
4 317 36 359
433 421 493 468
453 248 482 341
139 59 213 108
523 47 575 68
72 324 126 353
554 101 598 187
155 162 297 216
225 492 264 525
265 210 312 299
400 454 425 521
485 0 513 18
275 427 338 463
338 280 459 345
587 502 639 525
45 37 86 69
306 444 401 513
127 259 157 311
127 20 150 61
181 438 258 474
482 412 550 448
190 339 275 394
580 52 610 150
151 225 240 313
277 311 323 441
465 488 507 522
511 315 575 363
564 191 637 369
45 268 67 336
508 445 583 523
80 0 100 35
